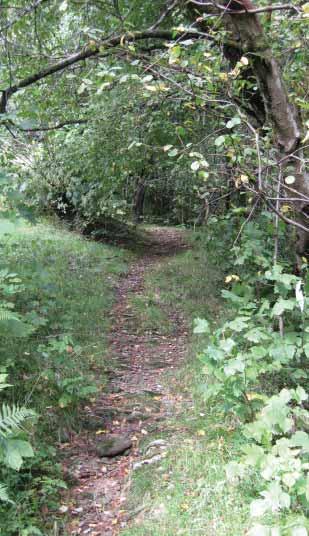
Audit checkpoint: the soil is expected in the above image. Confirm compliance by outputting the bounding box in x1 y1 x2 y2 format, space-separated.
62 227 189 535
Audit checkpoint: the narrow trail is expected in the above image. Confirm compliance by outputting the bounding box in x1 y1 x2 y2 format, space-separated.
63 228 189 535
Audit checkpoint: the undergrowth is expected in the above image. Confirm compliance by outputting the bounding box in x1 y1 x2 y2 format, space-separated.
123 217 309 536
122 226 251 535
0 218 130 535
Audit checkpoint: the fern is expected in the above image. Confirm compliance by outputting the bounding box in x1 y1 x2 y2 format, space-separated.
0 273 36 505
0 404 35 438
0 484 11 503
0 309 18 322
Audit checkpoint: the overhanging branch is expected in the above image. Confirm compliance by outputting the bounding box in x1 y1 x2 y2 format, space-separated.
14 119 89 132
187 1 301 15
0 28 212 113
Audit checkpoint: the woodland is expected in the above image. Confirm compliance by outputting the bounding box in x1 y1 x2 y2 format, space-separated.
0 0 309 535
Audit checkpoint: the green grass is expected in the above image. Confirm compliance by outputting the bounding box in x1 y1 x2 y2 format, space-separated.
122 230 252 535
0 218 131 534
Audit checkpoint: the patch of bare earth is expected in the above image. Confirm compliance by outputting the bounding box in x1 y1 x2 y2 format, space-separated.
62 228 189 535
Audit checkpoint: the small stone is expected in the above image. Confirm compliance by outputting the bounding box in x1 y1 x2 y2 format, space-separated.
126 411 149 422
95 434 132 457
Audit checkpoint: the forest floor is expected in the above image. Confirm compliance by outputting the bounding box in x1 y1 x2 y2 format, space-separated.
63 227 190 535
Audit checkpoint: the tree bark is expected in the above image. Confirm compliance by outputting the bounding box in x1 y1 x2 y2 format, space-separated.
133 178 146 224
187 0 309 265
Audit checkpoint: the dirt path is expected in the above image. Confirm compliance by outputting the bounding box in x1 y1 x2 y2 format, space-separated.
63 228 189 535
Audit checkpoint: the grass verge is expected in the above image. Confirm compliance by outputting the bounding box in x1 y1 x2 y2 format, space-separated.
0 218 131 535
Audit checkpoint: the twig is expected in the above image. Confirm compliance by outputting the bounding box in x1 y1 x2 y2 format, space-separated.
149 0 180 31
13 119 88 132
273 164 282 264
264 198 309 234
233 198 259 246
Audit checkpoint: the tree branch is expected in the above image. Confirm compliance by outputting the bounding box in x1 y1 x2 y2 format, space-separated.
187 1 301 15
0 28 212 113
264 197 309 234
148 0 180 31
14 119 89 132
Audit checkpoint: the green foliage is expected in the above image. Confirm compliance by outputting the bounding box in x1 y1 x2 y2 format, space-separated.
0 1 308 533
227 388 309 535
0 220 129 533
194 215 309 534
0 374 35 502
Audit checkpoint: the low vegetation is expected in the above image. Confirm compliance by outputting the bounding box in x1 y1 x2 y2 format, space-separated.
0 219 129 534
123 218 309 536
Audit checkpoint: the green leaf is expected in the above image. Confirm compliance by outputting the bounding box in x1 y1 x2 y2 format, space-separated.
290 431 309 453
272 299 295 317
0 483 12 503
193 318 210 334
244 328 269 343
224 356 245 376
293 386 308 403
250 498 269 518
250 346 268 360
242 444 265 466
4 439 34 470
176 126 186 137
261 481 291 512
221 289 244 304
219 338 236 353
9 439 34 458
215 135 225 147
270 343 296 363
227 316 249 332
226 116 241 129
4 445 22 470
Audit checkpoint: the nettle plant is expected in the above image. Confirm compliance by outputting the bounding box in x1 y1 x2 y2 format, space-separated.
227 388 309 536
37 336 98 410
194 222 309 534
194 261 308 420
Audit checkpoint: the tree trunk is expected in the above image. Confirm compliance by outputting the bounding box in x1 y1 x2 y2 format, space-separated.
133 178 146 224
187 0 309 265
196 197 210 226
